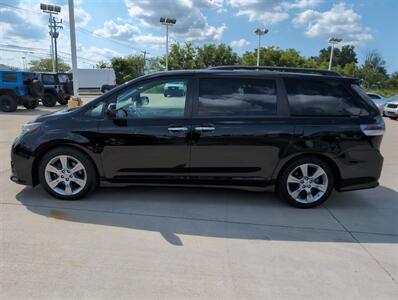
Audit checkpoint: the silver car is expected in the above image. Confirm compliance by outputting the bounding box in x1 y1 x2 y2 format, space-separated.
367 93 388 114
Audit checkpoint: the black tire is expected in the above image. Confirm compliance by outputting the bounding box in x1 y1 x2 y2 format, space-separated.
28 79 44 98
58 98 69 105
277 157 334 208
42 92 58 107
0 95 18 112
23 98 39 109
39 147 98 200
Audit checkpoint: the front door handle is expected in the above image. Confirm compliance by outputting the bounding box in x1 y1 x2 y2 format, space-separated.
194 126 215 133
168 127 188 133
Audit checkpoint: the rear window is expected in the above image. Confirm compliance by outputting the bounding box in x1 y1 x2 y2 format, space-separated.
285 78 361 116
198 78 277 117
58 74 70 83
2 72 17 82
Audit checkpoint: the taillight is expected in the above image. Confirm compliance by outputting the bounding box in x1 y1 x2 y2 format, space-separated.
360 116 385 136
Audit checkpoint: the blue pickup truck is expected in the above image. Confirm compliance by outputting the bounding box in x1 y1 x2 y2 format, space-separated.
0 70 44 112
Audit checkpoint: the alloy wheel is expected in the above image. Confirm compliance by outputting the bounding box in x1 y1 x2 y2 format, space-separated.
44 155 87 196
286 163 328 204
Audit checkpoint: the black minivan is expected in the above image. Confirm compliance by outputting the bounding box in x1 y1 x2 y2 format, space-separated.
10 66 385 208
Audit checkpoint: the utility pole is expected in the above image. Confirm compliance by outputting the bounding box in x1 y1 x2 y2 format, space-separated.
254 29 269 67
51 16 63 72
160 17 176 71
40 4 62 72
49 13 55 72
141 50 149 74
68 0 79 98
328 37 342 70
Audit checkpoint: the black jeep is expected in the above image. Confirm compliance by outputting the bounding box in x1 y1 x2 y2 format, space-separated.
38 72 73 107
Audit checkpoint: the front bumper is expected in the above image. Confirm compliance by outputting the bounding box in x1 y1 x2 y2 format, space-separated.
384 109 398 117
10 137 35 186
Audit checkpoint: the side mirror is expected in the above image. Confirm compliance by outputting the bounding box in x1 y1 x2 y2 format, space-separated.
106 103 117 119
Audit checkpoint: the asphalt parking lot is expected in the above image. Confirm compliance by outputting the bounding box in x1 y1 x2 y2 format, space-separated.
1 99 397 299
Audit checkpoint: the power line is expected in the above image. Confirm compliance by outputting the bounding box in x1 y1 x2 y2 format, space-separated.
0 2 142 53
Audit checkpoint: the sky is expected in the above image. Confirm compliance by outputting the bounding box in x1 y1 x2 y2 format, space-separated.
0 0 397 72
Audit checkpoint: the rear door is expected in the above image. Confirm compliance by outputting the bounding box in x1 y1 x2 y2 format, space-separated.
189 75 295 187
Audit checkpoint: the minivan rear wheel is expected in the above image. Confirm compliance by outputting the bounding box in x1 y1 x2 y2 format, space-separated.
277 157 334 208
39 147 98 200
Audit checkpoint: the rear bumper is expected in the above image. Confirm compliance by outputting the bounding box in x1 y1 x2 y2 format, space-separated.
335 149 383 192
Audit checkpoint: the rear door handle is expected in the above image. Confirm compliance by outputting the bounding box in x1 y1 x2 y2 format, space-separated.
168 127 188 133
194 126 215 132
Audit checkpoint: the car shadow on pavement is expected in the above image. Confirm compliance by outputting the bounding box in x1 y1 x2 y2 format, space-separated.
15 185 398 246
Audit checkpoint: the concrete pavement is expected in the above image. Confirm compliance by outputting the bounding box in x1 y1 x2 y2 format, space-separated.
1 101 397 299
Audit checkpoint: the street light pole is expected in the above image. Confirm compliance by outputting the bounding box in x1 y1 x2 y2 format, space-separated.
328 37 342 70
160 17 176 71
254 29 269 67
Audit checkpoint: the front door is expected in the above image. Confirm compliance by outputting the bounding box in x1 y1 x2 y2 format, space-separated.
97 77 192 183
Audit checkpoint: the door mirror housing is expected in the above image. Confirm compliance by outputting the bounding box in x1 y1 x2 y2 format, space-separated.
106 103 117 119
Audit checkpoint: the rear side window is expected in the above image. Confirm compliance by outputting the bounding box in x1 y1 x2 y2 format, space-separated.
42 75 55 84
285 78 361 116
2 72 17 82
198 78 277 117
23 73 35 82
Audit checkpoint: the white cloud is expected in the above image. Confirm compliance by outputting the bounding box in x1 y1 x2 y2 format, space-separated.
292 3 373 46
230 38 250 48
124 0 227 43
94 21 140 39
229 0 321 24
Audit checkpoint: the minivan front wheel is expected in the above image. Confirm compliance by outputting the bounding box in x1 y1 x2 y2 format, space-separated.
39 147 97 200
277 157 334 208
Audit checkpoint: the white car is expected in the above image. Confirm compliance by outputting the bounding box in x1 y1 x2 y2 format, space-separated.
383 96 398 119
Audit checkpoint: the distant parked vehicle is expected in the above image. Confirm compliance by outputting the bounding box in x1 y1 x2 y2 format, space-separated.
367 93 384 100
38 72 73 107
0 70 43 112
163 82 186 97
366 93 388 114
383 96 398 120
69 68 116 91
101 84 117 94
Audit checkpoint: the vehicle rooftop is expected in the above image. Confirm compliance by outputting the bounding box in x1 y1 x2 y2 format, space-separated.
142 66 351 80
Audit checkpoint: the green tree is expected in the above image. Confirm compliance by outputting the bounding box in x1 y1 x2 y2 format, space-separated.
316 45 357 68
29 58 70 72
358 50 388 88
110 55 144 84
96 60 111 69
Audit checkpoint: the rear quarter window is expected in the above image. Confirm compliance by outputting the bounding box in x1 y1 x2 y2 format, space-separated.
284 78 361 116
2 72 18 82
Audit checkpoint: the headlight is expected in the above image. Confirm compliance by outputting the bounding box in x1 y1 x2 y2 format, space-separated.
21 122 41 135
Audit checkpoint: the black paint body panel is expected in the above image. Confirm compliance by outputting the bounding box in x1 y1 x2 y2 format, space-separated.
10 70 383 192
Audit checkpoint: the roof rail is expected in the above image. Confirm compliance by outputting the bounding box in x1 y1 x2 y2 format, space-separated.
208 65 342 76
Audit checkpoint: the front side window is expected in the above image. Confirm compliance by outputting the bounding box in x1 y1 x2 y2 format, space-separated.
285 78 361 116
114 79 187 118
198 78 277 117
2 72 17 82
